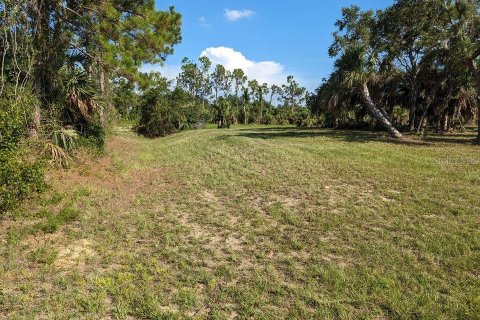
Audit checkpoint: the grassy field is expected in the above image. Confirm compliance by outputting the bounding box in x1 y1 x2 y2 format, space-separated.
1 126 479 319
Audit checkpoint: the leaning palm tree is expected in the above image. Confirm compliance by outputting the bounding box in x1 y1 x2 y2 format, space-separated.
333 46 403 138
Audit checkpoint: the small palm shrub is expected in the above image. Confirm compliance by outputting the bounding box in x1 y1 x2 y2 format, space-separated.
51 129 79 152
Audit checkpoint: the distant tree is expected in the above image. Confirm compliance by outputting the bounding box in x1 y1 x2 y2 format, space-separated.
198 56 213 109
241 86 251 124
259 83 270 122
269 84 283 105
248 80 259 122
215 97 232 128
177 58 201 97
281 76 306 114
435 0 480 141
378 1 430 131
112 78 138 120
232 68 247 123
211 64 232 105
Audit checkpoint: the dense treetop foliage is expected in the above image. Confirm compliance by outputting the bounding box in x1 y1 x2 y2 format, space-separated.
308 0 480 139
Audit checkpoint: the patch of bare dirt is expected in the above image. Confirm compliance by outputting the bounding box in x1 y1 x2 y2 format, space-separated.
44 136 175 213
321 253 350 268
54 239 96 269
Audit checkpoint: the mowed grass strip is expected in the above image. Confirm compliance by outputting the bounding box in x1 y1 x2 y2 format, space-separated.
1 126 479 319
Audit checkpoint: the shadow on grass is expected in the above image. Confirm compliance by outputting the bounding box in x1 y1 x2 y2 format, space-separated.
228 127 479 146
421 135 478 145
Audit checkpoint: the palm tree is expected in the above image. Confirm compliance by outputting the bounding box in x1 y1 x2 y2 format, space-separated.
333 46 403 138
63 66 99 122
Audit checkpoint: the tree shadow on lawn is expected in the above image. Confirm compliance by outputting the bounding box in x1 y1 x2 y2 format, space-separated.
421 135 478 145
229 127 478 146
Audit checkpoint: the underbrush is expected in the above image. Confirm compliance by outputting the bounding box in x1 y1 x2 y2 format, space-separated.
0 94 105 216
0 89 46 215
0 147 46 215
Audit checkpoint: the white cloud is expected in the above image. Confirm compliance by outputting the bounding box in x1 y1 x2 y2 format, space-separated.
200 46 286 85
224 9 255 22
140 47 312 92
198 16 209 27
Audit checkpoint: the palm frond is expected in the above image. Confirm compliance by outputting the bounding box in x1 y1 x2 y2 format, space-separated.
43 142 71 167
61 66 99 120
51 129 79 152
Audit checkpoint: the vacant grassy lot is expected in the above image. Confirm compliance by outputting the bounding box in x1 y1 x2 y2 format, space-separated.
1 126 479 319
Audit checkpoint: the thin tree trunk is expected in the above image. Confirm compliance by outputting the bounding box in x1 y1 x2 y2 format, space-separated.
408 91 417 132
29 104 41 138
243 103 247 124
260 96 263 123
442 113 449 132
360 83 402 139
30 0 49 138
475 74 480 142
96 57 107 124
98 61 105 94
416 106 429 133
467 58 480 142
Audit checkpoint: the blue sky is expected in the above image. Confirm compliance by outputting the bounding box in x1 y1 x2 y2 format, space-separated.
151 0 392 91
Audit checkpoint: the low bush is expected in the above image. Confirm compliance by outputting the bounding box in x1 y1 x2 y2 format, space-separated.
81 121 106 151
0 88 46 215
138 96 182 137
0 149 46 214
294 108 315 127
137 87 205 137
0 88 33 150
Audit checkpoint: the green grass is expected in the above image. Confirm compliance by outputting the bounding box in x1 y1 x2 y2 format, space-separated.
1 126 479 319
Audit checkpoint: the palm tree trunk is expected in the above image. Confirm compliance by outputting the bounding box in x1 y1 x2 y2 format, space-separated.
476 75 480 142
408 92 417 132
260 97 263 123
361 83 402 139
243 103 247 124
467 58 480 142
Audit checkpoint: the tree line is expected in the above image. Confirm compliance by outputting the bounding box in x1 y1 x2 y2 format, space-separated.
128 57 308 137
307 0 480 140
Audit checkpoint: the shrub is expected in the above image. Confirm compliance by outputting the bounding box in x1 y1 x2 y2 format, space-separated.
0 149 46 214
0 88 46 215
294 108 314 127
138 96 182 137
137 88 202 137
81 121 106 150
0 88 34 150
272 106 293 125
215 98 233 128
